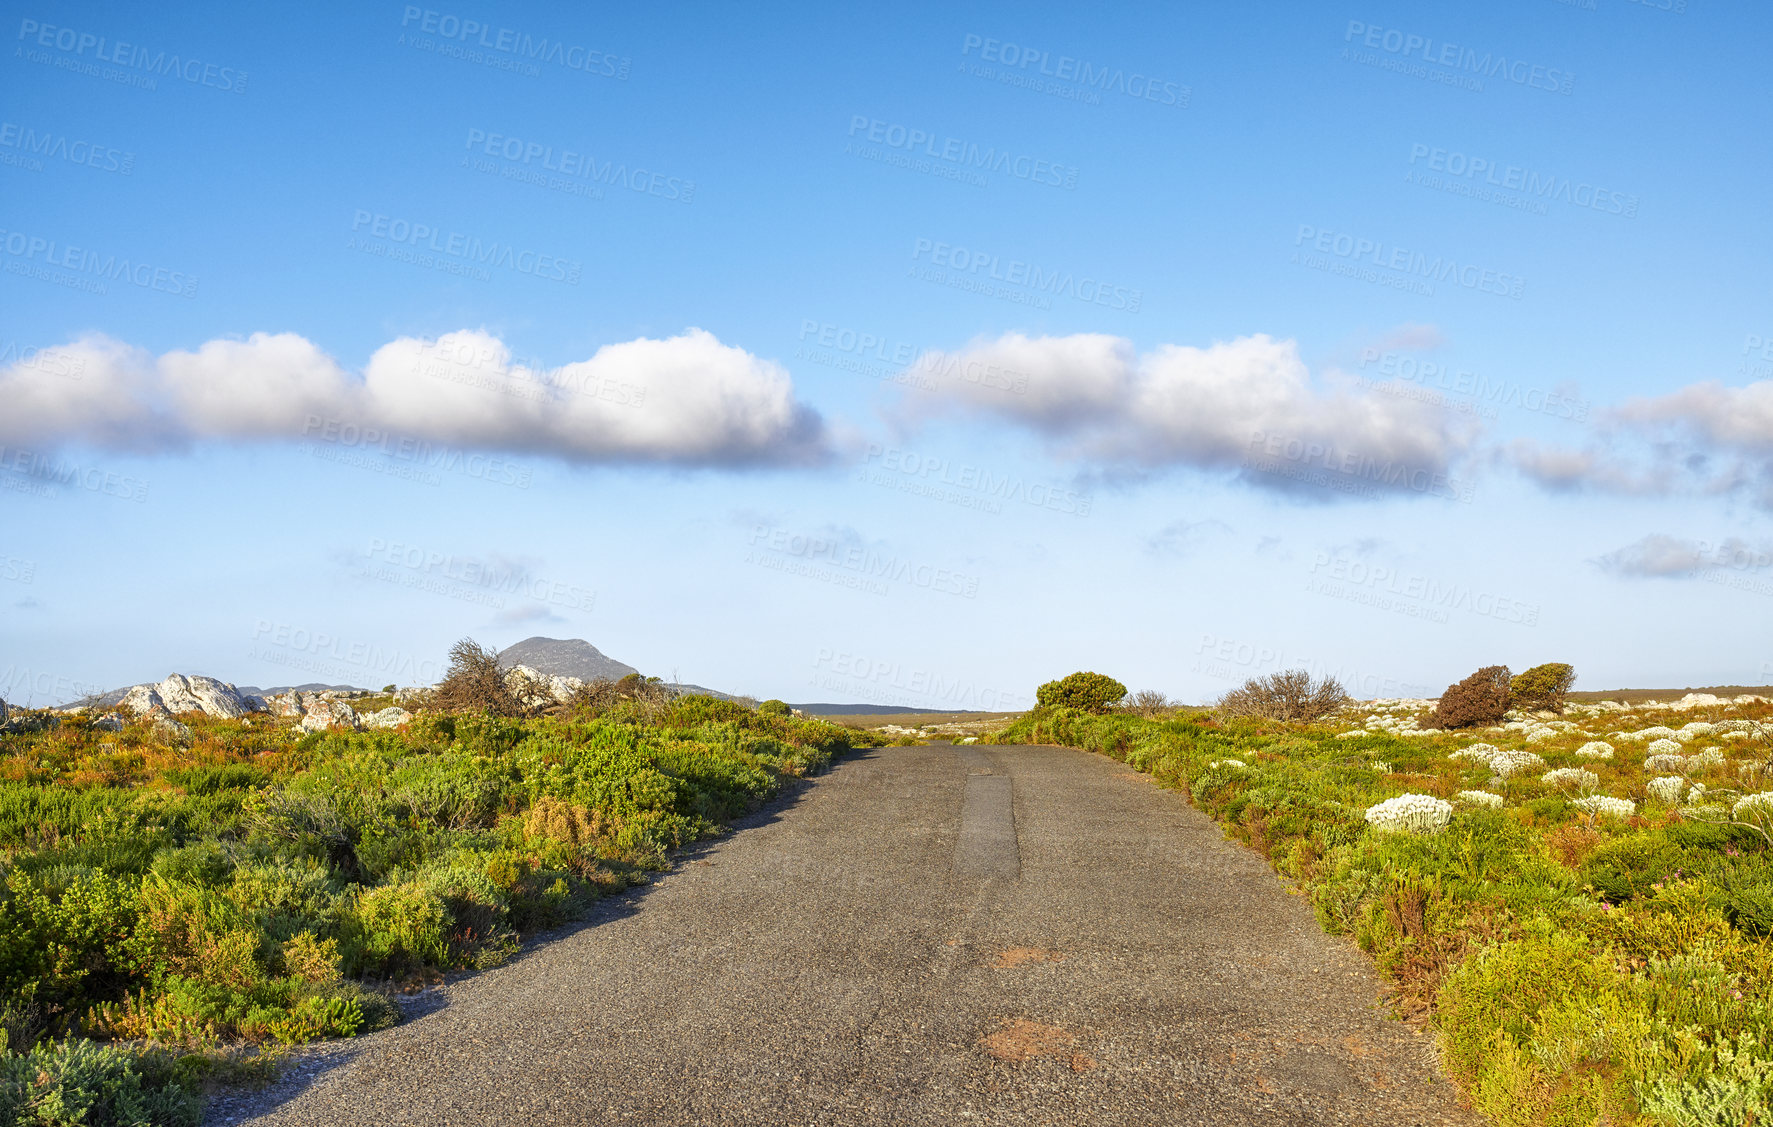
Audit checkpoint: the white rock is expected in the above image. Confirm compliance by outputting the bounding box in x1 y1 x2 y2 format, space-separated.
146 707 191 740
299 698 360 732
93 713 124 732
363 707 412 730
119 674 265 719
504 664 585 709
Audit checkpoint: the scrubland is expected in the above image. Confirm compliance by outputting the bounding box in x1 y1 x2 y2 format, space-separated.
0 692 851 1124
991 690 1773 1126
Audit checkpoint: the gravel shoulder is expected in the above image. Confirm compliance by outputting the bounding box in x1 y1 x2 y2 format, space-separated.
217 743 1480 1126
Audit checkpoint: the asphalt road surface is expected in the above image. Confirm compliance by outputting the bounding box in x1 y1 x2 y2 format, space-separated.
221 743 1479 1126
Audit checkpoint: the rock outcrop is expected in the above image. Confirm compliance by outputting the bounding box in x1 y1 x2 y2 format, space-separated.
298 697 360 732
119 674 267 719
259 689 365 731
363 707 412 729
504 664 584 710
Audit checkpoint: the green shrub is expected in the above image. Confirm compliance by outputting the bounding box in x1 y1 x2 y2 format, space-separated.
1511 663 1577 714
0 1038 198 1126
757 699 791 717
351 882 448 975
1034 672 1127 714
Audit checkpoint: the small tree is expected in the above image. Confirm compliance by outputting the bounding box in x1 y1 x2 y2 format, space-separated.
1511 663 1577 714
1035 672 1127 714
1430 665 1512 729
431 638 525 716
1216 670 1349 722
758 699 791 717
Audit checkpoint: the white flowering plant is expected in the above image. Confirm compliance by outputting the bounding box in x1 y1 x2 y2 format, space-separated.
1575 741 1615 760
1646 776 1686 805
1541 767 1600 794
1571 795 1636 823
1364 793 1453 835
1455 790 1503 808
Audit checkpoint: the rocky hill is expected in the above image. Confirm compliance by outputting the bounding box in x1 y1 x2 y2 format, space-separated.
496 637 639 682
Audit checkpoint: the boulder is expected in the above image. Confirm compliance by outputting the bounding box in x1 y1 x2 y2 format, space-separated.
93 713 124 732
120 674 266 719
1671 692 1725 710
299 697 359 732
363 707 412 730
146 706 192 740
504 664 584 710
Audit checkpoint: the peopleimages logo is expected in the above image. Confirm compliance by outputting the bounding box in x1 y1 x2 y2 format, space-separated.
0 123 133 174
16 18 248 93
397 8 629 78
0 228 198 297
846 116 1078 189
1343 21 1572 95
463 129 693 202
910 238 1141 311
1407 144 1637 217
348 210 581 284
959 34 1189 108
1294 225 1524 300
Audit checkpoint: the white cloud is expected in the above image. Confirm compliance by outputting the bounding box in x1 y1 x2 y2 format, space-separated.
896 332 1477 498
0 328 829 467
1615 380 1773 452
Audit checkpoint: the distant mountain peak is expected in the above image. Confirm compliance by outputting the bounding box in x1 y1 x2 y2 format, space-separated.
496 637 638 683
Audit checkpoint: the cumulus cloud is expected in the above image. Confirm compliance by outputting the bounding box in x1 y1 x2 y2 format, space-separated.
0 328 829 467
1593 534 1773 579
896 332 1477 499
1615 380 1773 452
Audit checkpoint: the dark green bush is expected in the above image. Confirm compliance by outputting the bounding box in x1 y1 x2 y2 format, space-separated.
757 699 791 717
1034 672 1128 714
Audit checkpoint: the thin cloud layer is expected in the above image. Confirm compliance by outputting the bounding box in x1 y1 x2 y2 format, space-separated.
1502 378 1773 506
897 332 1477 498
0 329 829 467
1593 533 1773 579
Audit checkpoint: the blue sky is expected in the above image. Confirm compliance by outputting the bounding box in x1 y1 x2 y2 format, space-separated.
3 0 1770 708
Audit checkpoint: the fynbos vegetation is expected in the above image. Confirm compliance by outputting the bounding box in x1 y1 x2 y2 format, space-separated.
992 672 1773 1123
0 643 853 1121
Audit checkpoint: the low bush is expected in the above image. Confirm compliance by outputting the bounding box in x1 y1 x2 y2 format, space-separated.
1431 665 1513 729
1034 672 1127 714
1216 670 1349 722
1512 663 1578 715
